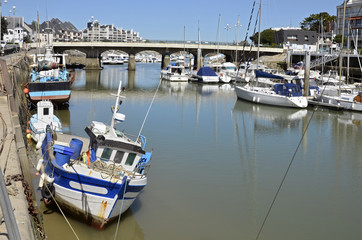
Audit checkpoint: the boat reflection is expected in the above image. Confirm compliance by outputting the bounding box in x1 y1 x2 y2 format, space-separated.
41 203 144 240
232 100 308 133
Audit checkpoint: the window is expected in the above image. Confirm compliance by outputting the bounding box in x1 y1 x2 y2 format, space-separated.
100 148 113 162
125 153 136 166
287 35 298 41
114 151 125 164
43 108 49 115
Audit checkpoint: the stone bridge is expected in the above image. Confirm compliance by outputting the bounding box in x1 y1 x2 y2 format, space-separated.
31 42 284 70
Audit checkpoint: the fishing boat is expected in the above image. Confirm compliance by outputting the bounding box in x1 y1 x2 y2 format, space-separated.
26 45 73 105
37 80 152 229
29 100 62 149
160 63 189 82
235 83 308 108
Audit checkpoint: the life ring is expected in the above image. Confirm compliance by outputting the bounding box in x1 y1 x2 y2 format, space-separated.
41 183 55 204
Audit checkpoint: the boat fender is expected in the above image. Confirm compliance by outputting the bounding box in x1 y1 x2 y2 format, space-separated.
41 183 55 202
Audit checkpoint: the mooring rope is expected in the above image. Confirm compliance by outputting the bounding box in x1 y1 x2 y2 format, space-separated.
114 177 128 240
136 77 162 141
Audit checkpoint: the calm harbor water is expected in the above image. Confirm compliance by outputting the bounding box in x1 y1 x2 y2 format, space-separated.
39 63 362 240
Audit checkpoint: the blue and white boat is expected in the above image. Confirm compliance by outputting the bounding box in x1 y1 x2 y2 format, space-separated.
26 45 73 105
235 82 308 108
196 66 219 83
37 80 152 229
29 100 62 149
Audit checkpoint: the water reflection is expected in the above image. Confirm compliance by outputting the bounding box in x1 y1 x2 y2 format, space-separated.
41 203 144 240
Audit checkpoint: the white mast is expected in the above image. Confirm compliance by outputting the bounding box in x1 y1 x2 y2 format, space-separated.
257 0 262 69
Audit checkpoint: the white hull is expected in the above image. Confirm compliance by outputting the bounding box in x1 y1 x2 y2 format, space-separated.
235 85 308 108
317 94 362 112
198 76 219 83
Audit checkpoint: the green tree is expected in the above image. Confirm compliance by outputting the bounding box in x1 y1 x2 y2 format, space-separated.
334 34 346 43
300 12 336 32
1 17 8 40
249 29 276 46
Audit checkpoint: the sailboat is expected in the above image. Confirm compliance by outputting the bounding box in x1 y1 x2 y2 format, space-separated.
234 0 308 108
314 0 362 112
37 80 152 229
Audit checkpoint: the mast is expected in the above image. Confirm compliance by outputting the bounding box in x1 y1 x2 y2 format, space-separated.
197 20 201 69
217 14 221 60
257 0 262 69
338 0 347 96
235 15 240 64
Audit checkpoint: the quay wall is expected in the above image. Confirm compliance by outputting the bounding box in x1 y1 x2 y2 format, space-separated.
0 53 45 239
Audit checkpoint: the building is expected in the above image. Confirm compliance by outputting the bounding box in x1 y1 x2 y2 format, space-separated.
337 0 362 48
82 17 142 42
3 16 32 47
273 27 318 51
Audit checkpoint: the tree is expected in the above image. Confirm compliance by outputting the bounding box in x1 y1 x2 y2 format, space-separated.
249 29 276 46
1 17 8 40
334 34 346 44
300 12 336 32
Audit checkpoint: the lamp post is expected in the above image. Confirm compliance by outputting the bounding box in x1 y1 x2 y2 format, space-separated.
224 24 231 45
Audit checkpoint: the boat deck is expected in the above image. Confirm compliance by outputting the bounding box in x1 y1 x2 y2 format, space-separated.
55 133 90 153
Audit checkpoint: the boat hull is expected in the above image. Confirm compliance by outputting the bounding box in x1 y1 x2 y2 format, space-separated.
235 85 308 108
317 94 362 112
28 81 71 104
45 160 147 229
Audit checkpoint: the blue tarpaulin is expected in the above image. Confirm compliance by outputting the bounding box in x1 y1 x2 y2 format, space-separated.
197 67 217 77
256 70 284 80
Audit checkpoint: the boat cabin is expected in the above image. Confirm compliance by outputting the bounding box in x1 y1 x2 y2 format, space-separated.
273 83 303 97
85 121 145 172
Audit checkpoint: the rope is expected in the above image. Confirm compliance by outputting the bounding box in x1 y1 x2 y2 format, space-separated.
44 183 80 240
136 77 162 141
114 177 128 240
255 105 318 240
255 57 337 239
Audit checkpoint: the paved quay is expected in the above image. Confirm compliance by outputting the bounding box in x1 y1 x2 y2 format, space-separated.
0 53 36 240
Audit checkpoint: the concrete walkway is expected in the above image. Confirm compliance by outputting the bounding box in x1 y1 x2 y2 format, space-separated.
0 54 36 240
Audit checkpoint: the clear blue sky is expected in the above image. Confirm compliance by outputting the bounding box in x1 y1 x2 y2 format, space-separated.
5 0 343 42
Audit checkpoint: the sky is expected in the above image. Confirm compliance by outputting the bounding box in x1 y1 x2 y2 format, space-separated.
5 0 344 42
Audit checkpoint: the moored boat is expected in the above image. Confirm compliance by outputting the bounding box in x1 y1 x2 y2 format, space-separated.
29 100 62 149
37 80 152 229
26 45 73 105
235 83 308 108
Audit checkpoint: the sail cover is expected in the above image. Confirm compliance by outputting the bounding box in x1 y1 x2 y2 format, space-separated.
255 70 284 79
197 67 217 77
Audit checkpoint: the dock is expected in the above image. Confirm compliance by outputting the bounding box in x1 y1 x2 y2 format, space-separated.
0 54 39 239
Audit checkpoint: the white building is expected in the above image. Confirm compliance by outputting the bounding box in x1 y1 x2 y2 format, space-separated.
3 16 31 47
82 18 142 42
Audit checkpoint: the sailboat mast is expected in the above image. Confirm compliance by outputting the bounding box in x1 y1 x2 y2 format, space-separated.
217 14 221 58
197 20 201 69
338 0 347 96
235 15 240 64
257 0 262 69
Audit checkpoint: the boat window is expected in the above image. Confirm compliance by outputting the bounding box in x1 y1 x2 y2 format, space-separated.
43 108 49 115
125 153 136 166
100 148 113 162
114 151 125 164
